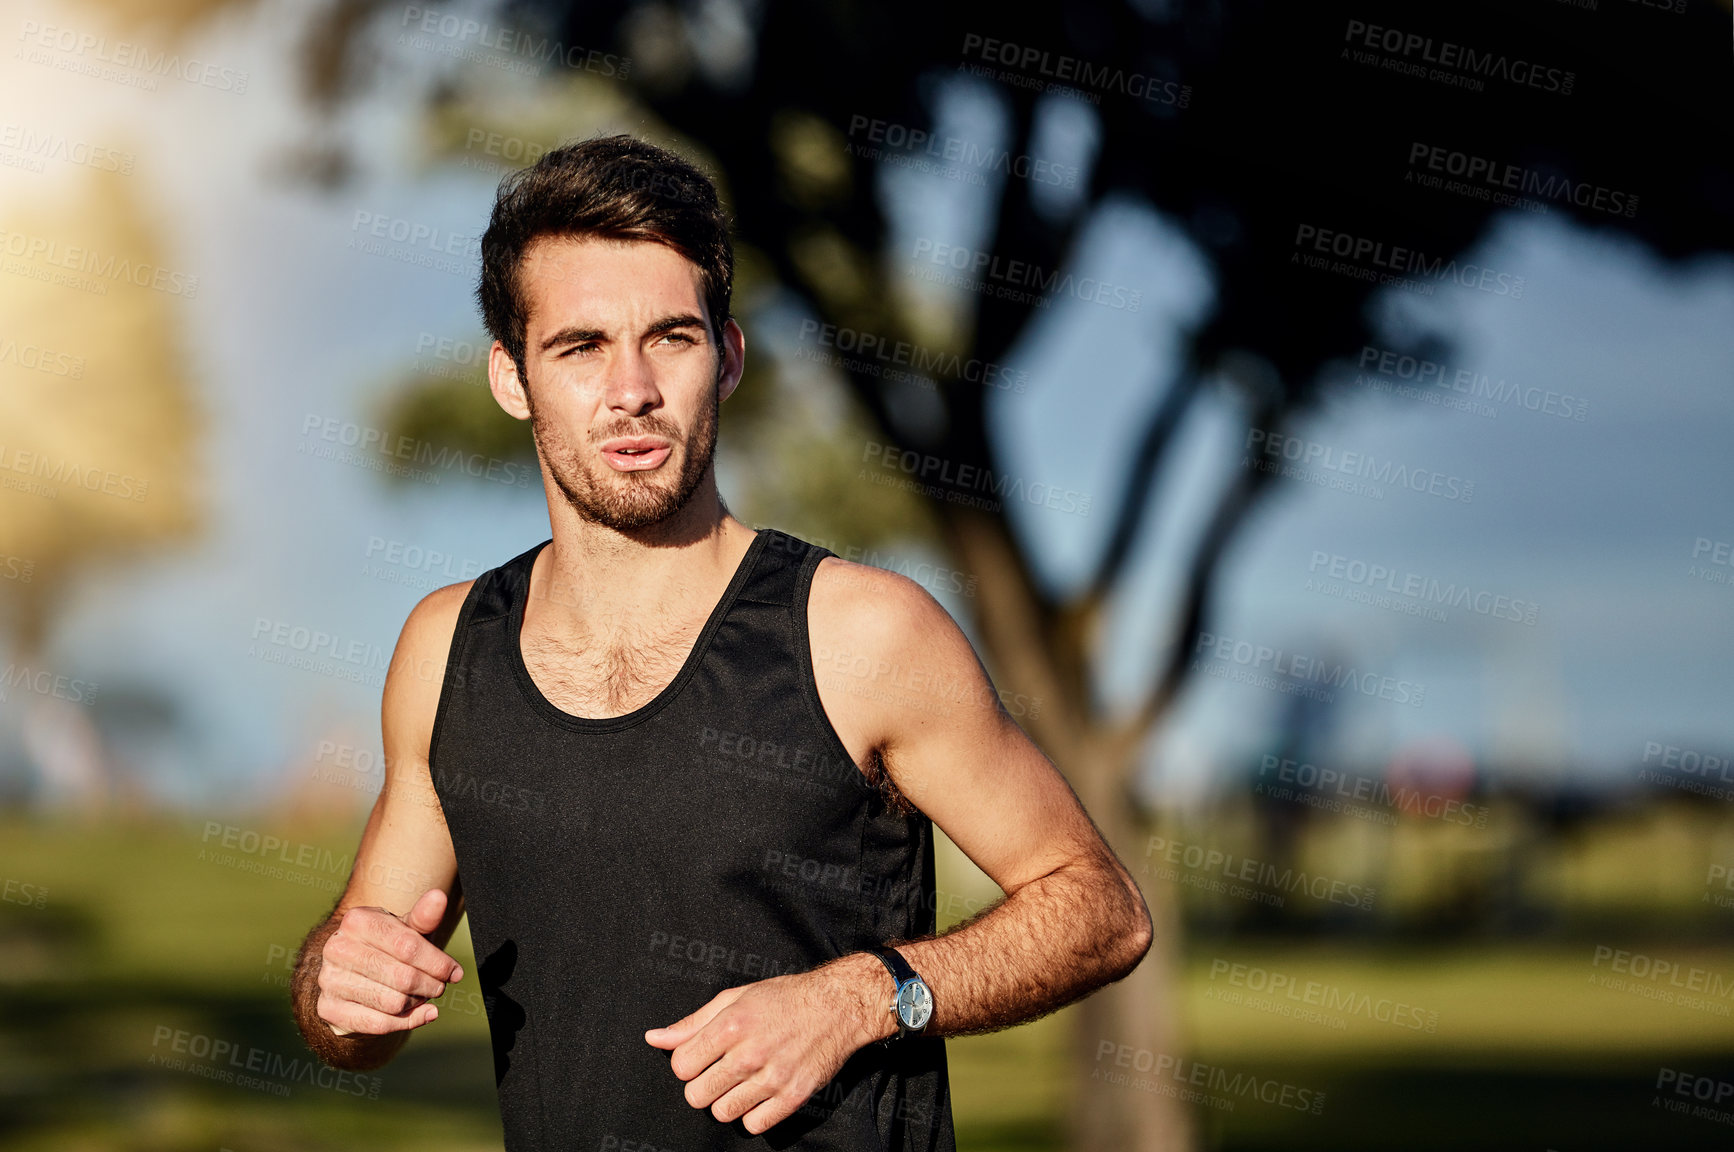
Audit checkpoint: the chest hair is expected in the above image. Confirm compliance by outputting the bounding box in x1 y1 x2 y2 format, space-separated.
522 610 705 717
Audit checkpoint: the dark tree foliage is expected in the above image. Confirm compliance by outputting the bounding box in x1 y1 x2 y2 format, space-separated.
452 0 1731 725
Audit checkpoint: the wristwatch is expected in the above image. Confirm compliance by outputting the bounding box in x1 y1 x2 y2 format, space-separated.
865 945 933 1040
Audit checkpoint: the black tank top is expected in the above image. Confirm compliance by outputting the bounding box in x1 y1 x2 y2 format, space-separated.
429 528 956 1151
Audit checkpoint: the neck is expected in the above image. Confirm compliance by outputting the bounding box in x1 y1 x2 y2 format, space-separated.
531 471 756 638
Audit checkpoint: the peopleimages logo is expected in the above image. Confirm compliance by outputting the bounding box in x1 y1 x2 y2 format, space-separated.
1406 142 1637 218
350 210 479 259
365 535 484 580
861 440 1091 518
1192 630 1425 708
1293 224 1525 297
1341 19 1574 96
1145 835 1377 911
0 332 84 379
782 529 980 599
1654 1068 1734 1128
909 239 1142 311
1092 1041 1326 1114
0 444 150 503
1204 959 1440 1033
16 19 250 93
1306 550 1539 626
0 226 200 297
0 123 136 174
347 211 480 278
645 928 801 982
2 877 47 909
846 115 1079 187
762 848 899 906
0 662 99 706
1636 740 1734 804
1256 755 1488 827
799 320 1028 392
461 127 550 170
1244 428 1474 504
150 1025 381 1098
397 4 630 79
959 34 1191 108
1588 945 1734 1016
1354 344 1587 422
250 616 389 677
297 414 536 488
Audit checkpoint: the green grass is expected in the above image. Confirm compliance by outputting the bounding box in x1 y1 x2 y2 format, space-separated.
3 816 1734 1150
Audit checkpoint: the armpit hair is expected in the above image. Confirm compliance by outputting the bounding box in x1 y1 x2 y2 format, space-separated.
863 746 920 816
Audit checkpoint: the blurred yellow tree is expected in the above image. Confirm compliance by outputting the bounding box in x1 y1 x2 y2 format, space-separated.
0 171 202 656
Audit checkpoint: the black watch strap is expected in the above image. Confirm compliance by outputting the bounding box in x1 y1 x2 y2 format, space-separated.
866 945 918 986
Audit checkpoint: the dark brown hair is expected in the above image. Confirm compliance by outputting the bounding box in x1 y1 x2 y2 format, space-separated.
477 134 733 378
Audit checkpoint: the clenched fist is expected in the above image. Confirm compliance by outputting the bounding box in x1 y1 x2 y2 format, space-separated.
317 888 465 1037
645 953 891 1134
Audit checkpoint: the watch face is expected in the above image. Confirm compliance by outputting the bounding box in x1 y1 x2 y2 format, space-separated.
895 979 933 1031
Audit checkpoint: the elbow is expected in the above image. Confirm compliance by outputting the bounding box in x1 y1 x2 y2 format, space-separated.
1126 899 1154 972
1108 873 1154 981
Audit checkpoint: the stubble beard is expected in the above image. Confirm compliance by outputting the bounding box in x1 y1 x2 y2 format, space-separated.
526 380 720 532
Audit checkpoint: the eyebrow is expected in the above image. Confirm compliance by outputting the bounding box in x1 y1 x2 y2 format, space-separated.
537 313 709 354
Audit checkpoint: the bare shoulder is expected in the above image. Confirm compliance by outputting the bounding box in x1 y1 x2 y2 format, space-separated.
807 556 999 743
808 556 964 659
399 580 476 658
382 579 477 774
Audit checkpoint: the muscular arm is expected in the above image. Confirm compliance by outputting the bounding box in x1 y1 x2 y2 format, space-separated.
809 559 1152 1037
290 581 473 1070
647 558 1151 1130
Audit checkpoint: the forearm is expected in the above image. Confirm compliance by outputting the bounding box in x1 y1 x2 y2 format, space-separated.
868 854 1152 1039
641 853 1152 1130
291 916 411 1070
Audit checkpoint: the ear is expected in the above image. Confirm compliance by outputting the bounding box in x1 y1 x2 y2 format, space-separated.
716 318 746 404
488 341 532 421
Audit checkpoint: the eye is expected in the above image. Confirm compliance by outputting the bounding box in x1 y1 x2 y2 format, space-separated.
560 342 598 358
659 332 694 346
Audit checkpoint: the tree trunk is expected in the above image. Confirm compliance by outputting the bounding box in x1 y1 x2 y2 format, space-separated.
939 512 1195 1151
1068 746 1195 1152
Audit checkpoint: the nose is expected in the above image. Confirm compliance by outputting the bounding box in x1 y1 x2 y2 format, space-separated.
603 344 662 417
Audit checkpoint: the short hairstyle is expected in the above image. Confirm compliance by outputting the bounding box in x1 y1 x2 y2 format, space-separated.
477 134 733 377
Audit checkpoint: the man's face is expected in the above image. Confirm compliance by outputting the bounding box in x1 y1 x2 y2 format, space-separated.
496 235 742 531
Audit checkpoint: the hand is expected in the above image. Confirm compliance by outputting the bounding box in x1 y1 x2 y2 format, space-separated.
316 887 464 1037
644 955 889 1134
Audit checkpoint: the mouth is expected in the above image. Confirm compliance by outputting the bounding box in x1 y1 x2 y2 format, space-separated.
599 436 673 472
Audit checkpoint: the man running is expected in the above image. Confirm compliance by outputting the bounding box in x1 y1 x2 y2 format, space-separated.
290 134 1151 1151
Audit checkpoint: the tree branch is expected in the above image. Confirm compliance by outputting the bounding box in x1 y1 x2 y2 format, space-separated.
1110 399 1283 767
1083 363 1204 606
